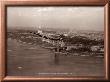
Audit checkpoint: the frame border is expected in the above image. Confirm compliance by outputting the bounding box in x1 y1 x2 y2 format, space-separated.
0 0 109 82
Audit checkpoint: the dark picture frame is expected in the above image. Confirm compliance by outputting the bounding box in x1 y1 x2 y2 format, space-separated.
0 0 109 82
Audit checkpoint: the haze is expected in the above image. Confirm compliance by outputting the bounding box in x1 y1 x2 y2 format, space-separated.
7 7 104 31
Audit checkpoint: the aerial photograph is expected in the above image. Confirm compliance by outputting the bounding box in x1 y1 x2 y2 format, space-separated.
7 7 104 77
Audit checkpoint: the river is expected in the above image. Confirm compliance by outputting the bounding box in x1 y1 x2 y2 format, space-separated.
7 38 105 77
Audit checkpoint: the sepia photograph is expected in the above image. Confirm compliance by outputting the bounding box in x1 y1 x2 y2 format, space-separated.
6 6 105 77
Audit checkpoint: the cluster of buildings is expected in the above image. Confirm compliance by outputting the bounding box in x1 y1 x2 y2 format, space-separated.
7 27 104 54
36 29 104 53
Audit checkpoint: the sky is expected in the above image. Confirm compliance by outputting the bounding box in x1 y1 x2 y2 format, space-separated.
7 7 104 31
